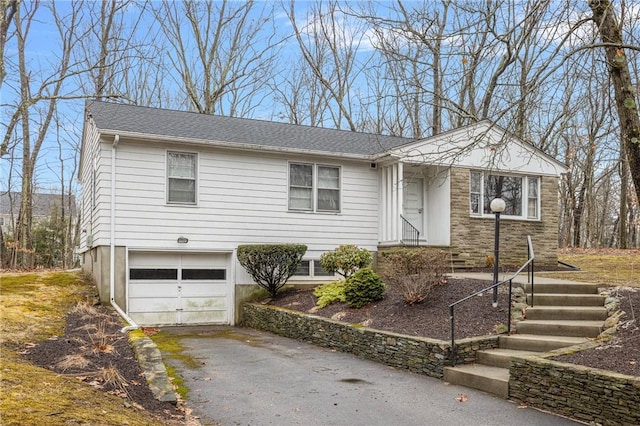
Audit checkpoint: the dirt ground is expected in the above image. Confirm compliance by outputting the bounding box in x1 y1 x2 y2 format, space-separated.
268 278 639 377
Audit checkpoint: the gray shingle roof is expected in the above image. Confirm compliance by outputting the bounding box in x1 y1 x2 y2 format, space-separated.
86 100 414 157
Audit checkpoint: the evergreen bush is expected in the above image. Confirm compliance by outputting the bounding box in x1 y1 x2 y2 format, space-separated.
237 243 307 297
313 280 347 308
344 268 385 308
319 245 372 278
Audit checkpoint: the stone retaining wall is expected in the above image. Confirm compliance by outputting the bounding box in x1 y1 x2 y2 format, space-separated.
242 303 499 378
510 356 640 425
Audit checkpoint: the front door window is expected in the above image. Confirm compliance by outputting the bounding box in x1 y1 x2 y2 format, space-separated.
403 177 424 236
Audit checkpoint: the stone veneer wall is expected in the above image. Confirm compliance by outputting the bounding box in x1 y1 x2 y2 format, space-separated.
449 168 559 266
510 356 640 425
242 303 499 378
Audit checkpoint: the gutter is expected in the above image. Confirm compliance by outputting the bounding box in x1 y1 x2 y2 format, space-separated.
109 134 139 332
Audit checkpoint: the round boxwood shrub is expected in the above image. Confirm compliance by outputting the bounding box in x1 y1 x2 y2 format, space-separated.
344 268 385 308
319 245 373 278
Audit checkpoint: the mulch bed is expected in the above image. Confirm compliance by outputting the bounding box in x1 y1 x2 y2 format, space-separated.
268 278 640 377
268 278 512 340
552 286 639 377
21 304 187 425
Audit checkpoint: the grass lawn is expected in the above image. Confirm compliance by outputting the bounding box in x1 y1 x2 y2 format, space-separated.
0 271 166 426
538 249 640 288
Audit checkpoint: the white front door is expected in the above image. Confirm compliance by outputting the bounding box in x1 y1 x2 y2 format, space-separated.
403 177 424 237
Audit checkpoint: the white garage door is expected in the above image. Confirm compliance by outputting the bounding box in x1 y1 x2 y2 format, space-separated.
128 251 231 326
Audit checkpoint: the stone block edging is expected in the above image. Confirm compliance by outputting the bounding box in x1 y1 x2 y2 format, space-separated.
509 353 640 425
243 302 640 425
242 303 498 378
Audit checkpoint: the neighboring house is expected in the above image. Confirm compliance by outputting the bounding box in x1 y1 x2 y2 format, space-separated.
79 100 567 326
0 191 77 235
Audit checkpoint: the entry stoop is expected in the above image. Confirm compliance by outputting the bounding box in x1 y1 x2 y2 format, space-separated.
444 277 606 399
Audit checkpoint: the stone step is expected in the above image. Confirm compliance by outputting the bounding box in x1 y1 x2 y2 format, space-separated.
527 293 605 307
476 348 541 369
516 320 603 338
520 282 599 294
443 364 509 398
499 334 589 352
526 306 608 321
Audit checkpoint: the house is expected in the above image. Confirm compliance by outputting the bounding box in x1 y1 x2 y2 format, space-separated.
78 100 567 326
0 191 77 235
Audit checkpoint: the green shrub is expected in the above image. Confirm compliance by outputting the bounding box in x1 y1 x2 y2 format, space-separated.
313 280 347 308
319 245 373 278
237 244 307 297
378 248 448 305
344 268 385 308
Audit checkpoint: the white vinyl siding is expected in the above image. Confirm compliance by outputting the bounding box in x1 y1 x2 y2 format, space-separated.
289 162 341 213
167 151 197 204
470 171 540 219
95 142 378 258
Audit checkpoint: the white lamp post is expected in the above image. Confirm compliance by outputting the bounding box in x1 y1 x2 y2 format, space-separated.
490 198 506 307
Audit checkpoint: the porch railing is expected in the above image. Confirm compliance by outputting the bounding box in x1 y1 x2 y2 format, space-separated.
448 236 535 366
400 215 420 247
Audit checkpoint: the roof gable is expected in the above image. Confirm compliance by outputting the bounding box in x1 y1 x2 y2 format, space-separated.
86 100 413 158
389 121 568 176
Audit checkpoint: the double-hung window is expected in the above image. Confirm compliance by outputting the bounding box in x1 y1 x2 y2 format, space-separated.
294 260 334 278
470 171 539 219
289 163 341 213
167 151 197 204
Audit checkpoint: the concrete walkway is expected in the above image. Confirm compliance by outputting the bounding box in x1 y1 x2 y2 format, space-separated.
159 326 580 426
448 271 593 286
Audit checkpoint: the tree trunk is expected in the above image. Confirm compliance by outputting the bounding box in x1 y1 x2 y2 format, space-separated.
589 0 640 203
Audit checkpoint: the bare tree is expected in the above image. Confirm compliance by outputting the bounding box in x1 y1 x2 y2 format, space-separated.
589 0 640 203
0 0 18 88
2 2 83 267
287 0 371 131
153 0 278 116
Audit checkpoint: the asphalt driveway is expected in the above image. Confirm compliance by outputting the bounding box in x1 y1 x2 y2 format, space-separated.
159 326 579 426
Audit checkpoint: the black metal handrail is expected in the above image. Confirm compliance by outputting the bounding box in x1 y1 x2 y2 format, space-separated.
448 236 535 366
400 215 420 247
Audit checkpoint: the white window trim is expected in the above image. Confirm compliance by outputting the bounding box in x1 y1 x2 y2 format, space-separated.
288 162 342 214
292 259 336 279
469 171 540 220
166 150 199 205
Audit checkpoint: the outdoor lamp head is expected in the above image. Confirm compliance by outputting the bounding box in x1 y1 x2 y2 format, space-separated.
490 198 506 213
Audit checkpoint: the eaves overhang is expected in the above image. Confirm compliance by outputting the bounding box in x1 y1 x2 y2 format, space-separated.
97 128 384 162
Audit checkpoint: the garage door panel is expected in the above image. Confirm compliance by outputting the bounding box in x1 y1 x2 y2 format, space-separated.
128 251 231 326
130 311 178 326
181 310 227 324
182 297 227 310
129 297 178 313
130 252 180 267
181 283 227 298
129 283 179 298
181 254 227 268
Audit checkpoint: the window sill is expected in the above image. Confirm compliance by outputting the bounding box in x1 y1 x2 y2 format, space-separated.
166 202 199 207
288 210 341 215
469 214 540 222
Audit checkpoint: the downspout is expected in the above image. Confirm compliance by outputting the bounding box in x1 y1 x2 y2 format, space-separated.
110 134 139 332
